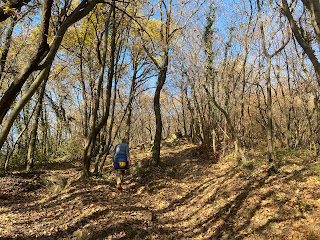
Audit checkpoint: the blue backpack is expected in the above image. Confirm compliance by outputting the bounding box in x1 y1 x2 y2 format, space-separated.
113 153 130 169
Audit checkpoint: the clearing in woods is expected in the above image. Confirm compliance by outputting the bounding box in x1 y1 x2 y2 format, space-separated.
0 137 320 239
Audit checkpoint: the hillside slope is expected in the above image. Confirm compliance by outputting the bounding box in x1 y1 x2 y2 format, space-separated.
0 139 320 239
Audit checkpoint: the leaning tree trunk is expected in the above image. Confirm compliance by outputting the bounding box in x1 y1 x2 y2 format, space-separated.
0 16 17 83
0 64 51 150
0 0 31 22
0 0 52 125
281 0 320 84
4 100 39 173
0 0 99 150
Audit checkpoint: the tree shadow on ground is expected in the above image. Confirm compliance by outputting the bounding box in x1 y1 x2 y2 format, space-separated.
1 145 319 239
132 145 218 192
130 145 319 239
154 169 314 239
165 155 318 239
1 176 152 239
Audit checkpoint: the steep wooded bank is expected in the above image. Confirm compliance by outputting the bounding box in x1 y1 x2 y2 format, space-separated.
0 138 319 239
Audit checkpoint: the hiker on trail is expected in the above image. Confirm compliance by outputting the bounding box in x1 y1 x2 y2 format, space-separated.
112 138 131 191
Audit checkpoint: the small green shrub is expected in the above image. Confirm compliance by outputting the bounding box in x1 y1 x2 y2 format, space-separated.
50 138 84 160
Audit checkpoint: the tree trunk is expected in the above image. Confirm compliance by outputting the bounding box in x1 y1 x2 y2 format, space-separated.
79 48 89 137
0 0 32 22
257 0 289 170
191 81 204 143
26 77 48 172
82 2 116 177
181 71 197 142
265 57 274 162
0 0 52 124
4 100 39 173
180 84 188 136
125 67 137 142
0 64 51 150
94 66 118 175
203 4 243 159
0 16 17 83
0 0 99 149
152 62 168 164
281 0 320 85
42 107 49 156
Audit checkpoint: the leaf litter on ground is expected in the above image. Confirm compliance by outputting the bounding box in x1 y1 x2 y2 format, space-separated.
0 139 319 239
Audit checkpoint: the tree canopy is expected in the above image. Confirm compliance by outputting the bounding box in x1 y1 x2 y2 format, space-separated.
0 0 320 177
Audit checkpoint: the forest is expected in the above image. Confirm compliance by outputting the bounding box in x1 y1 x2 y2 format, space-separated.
0 0 320 239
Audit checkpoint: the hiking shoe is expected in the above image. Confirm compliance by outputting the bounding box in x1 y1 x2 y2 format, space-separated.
117 185 122 191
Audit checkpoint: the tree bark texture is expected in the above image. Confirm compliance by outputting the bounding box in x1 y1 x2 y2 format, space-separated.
0 16 17 83
0 0 52 124
0 0 32 22
281 0 320 85
26 77 48 172
125 67 137 142
0 0 99 150
82 1 116 177
152 62 168 164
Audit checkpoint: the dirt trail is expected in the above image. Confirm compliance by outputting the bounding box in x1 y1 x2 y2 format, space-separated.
0 141 320 239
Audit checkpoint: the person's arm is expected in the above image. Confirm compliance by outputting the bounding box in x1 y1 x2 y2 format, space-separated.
112 144 117 158
126 144 131 165
112 146 117 166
